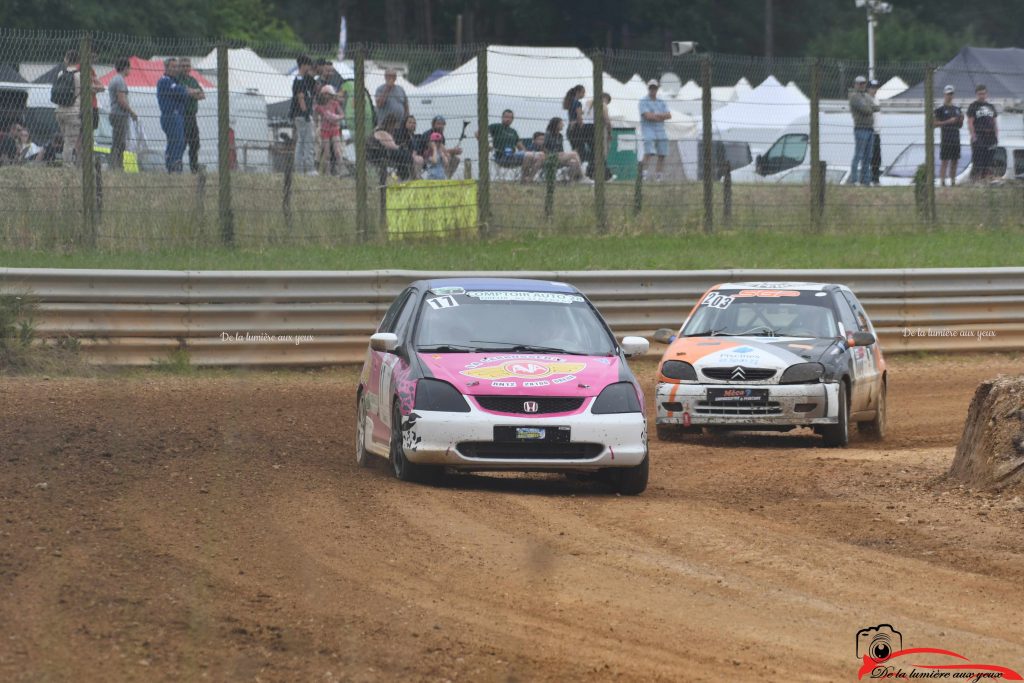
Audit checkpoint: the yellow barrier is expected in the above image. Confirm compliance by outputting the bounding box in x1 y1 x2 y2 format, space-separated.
93 145 139 173
385 179 477 239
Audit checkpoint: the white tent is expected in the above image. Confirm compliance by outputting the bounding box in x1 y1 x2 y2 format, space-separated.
785 81 806 99
676 80 702 100
876 76 908 100
733 77 753 99
696 75 810 153
194 48 294 104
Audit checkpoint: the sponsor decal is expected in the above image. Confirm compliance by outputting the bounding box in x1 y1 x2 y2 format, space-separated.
789 343 813 350
491 381 517 388
736 282 802 289
855 624 1022 680
523 380 551 388
734 289 801 298
463 354 562 369
429 286 466 296
551 375 577 384
465 291 584 304
426 296 459 310
733 346 755 354
702 292 734 309
462 360 587 380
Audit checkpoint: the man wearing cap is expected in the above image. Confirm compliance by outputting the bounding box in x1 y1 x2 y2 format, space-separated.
848 75 879 186
867 79 882 185
638 79 671 181
934 85 964 186
967 84 998 182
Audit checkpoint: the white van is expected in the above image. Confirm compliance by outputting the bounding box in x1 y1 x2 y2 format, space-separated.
879 137 1024 185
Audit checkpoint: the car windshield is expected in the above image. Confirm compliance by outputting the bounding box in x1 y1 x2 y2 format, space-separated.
682 288 839 339
416 289 616 355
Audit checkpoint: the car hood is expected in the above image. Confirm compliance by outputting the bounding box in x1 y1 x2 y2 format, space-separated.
662 336 842 370
418 352 622 397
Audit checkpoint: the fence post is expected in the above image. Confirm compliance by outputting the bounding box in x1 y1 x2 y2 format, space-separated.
810 58 823 232
592 50 607 233
701 56 713 234
217 43 234 246
544 156 556 220
633 162 643 215
79 33 95 247
354 45 368 241
282 140 294 232
923 64 936 227
722 162 732 228
476 46 490 235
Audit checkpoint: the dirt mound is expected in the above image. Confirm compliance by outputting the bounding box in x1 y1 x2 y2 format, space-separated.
949 375 1024 490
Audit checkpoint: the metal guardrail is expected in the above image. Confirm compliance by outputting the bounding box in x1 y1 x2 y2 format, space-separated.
2 268 1021 366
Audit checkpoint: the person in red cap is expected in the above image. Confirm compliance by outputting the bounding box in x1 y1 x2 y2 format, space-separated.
422 131 449 180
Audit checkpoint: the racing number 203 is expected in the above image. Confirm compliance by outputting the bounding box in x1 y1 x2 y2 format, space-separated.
702 292 734 309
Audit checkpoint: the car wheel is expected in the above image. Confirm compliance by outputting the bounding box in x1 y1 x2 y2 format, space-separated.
859 381 887 440
389 402 438 484
819 383 850 448
609 455 649 495
355 391 372 467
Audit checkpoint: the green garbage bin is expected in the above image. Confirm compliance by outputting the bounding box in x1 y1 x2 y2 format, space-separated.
608 127 638 180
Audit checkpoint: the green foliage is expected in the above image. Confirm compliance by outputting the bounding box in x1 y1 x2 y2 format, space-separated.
0 292 37 371
805 8 985 63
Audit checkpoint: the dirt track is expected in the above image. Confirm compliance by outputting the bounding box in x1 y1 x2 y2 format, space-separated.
2 355 1024 682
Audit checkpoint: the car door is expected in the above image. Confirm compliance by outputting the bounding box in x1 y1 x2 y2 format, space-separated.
369 288 415 444
841 290 884 414
832 291 869 413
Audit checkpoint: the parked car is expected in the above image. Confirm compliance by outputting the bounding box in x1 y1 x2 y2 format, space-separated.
652 281 886 447
356 278 651 493
879 138 1024 185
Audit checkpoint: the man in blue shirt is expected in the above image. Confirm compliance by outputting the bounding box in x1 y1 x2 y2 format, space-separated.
638 79 671 181
157 58 199 173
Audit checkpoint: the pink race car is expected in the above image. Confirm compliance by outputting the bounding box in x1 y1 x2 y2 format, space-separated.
356 278 650 494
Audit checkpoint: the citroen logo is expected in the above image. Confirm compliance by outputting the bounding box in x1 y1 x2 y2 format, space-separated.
523 401 539 413
731 366 746 380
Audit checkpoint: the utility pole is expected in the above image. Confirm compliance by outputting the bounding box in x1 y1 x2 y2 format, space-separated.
856 0 893 81
765 0 774 59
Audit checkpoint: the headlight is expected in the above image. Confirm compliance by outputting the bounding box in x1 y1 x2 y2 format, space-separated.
779 362 826 384
414 379 471 412
661 360 697 381
591 382 642 414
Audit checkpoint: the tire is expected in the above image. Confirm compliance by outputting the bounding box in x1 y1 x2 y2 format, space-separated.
389 402 438 484
819 383 850 448
355 391 372 467
610 455 649 495
859 381 887 440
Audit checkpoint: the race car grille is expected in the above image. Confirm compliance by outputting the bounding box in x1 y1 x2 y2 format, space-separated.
701 366 777 382
458 442 604 460
475 396 586 414
695 400 783 416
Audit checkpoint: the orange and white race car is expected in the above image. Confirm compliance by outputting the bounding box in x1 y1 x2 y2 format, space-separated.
653 281 886 447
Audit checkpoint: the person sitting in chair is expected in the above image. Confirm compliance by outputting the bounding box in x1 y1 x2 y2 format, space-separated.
367 113 412 181
482 109 543 182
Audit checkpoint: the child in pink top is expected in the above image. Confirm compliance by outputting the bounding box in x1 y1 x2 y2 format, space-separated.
315 85 344 175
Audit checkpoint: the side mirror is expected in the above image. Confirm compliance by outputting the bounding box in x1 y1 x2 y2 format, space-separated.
370 332 399 352
620 336 650 358
652 328 677 345
850 331 876 347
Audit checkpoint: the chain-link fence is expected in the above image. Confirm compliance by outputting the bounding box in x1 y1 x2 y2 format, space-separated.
1 29 1022 251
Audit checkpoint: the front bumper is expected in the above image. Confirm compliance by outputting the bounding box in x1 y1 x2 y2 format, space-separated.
400 407 647 470
655 381 840 427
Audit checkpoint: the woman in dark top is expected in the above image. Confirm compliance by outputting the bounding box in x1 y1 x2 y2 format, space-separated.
544 117 583 181
563 84 591 166
393 114 424 178
368 112 413 180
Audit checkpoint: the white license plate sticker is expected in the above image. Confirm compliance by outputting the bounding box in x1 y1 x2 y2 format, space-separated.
516 427 546 440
